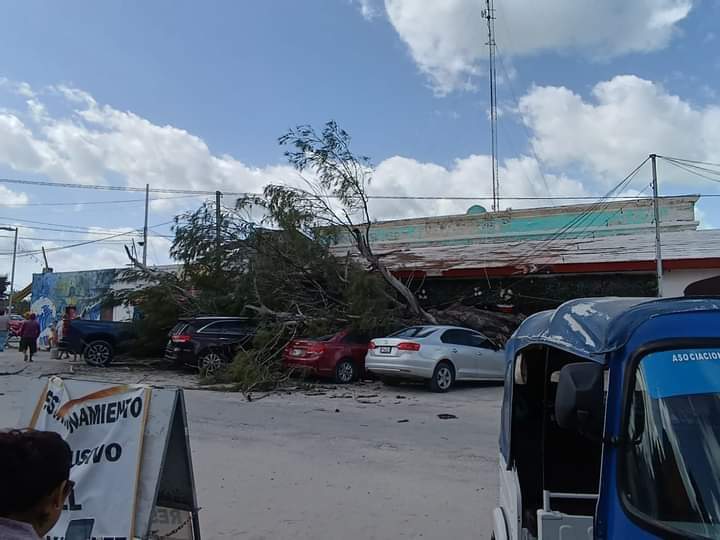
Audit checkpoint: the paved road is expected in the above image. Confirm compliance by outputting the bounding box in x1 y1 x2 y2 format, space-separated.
0 351 502 539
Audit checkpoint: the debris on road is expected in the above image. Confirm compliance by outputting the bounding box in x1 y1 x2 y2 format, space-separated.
437 413 458 420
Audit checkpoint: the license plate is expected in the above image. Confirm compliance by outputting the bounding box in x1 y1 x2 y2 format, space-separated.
292 349 304 356
379 346 391 354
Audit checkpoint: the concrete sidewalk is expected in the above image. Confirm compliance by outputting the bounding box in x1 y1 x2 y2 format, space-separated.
0 348 199 387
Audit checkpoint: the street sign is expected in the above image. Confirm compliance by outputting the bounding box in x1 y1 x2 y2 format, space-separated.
19 377 201 540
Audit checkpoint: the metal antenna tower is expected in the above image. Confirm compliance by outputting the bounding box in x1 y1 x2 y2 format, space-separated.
483 0 500 211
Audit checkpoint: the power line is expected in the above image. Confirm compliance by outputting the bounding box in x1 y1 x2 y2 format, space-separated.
503 157 650 272
0 215 133 235
0 175 716 202
0 224 137 236
0 194 203 208
661 159 720 184
0 234 128 243
0 219 175 257
657 156 720 169
0 229 135 257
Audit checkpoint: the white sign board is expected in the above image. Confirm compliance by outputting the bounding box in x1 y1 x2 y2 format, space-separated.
18 377 200 540
30 377 151 539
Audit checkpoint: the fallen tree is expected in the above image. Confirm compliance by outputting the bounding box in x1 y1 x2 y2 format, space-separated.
430 303 524 346
115 121 523 390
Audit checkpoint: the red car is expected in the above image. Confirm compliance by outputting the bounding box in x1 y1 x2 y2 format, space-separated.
282 330 372 383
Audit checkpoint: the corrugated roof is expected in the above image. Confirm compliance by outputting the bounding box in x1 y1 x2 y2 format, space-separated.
374 229 720 277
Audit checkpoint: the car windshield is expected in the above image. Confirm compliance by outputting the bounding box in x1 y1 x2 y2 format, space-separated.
623 348 720 539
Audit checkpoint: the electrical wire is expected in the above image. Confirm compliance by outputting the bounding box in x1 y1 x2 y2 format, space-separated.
659 157 720 185
0 215 134 234
0 219 174 257
0 229 135 257
502 157 650 271
0 194 204 208
657 156 720 169
0 175 708 202
0 224 137 236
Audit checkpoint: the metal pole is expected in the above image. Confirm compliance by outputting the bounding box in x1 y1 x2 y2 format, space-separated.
215 191 222 271
484 0 500 212
142 184 150 266
8 227 17 315
650 154 663 297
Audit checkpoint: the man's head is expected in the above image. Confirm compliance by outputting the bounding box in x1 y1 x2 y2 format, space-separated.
29 313 37 321
0 429 72 535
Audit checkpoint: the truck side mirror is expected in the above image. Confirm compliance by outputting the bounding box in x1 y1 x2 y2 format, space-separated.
555 362 604 441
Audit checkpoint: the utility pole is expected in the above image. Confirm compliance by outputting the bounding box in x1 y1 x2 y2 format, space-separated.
142 184 150 266
215 190 222 272
483 0 500 212
650 154 663 297
0 226 18 315
41 246 50 272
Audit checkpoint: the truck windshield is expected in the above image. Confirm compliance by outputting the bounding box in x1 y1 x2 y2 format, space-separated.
623 348 720 539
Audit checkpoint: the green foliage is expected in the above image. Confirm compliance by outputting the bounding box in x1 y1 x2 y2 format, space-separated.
116 121 421 382
205 323 297 391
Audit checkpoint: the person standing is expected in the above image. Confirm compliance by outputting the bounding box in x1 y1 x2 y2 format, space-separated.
0 429 73 539
19 313 40 362
0 310 9 352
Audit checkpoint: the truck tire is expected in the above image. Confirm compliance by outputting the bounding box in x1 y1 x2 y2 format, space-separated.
84 340 114 367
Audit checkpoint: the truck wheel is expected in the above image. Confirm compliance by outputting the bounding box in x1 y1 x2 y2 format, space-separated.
84 340 113 367
334 359 357 384
430 361 455 393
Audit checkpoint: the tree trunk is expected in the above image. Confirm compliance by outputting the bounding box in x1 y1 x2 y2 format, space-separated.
352 229 438 325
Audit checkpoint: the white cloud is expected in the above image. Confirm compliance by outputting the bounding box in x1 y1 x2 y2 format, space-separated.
517 75 720 187
383 0 693 94
353 0 381 20
370 153 587 219
0 185 29 206
1 75 702 265
0 82 296 201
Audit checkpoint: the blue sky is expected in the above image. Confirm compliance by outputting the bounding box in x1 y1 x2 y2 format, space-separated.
0 0 719 286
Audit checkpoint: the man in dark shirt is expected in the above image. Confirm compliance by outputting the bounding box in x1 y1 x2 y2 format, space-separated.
19 313 40 362
0 429 73 539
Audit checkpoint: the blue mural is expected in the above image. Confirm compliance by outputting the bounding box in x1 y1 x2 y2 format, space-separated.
30 269 120 347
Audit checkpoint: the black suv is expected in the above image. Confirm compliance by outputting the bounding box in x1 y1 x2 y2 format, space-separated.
165 316 256 373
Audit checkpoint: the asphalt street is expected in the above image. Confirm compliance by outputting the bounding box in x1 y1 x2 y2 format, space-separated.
0 350 503 539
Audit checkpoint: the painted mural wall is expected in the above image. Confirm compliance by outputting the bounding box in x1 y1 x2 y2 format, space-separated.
30 269 122 347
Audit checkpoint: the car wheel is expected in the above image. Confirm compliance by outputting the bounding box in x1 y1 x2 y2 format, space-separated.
334 359 356 384
84 340 113 367
199 350 229 375
430 361 455 393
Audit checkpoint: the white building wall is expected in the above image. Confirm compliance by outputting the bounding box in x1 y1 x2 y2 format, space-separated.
662 268 720 297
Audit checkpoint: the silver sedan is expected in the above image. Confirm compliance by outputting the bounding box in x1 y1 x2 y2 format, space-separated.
366 325 506 392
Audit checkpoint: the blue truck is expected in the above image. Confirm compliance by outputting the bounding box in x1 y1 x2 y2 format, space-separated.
493 297 720 540
61 319 136 367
